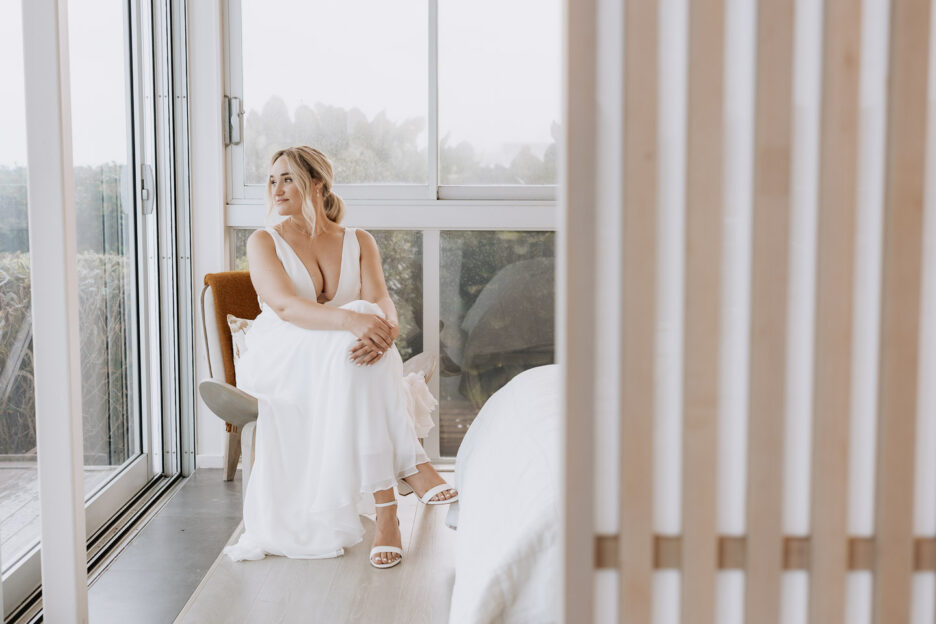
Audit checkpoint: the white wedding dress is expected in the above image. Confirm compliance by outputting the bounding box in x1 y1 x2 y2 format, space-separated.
223 225 435 562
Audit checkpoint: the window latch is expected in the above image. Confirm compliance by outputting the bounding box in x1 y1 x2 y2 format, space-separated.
224 96 243 146
140 164 155 214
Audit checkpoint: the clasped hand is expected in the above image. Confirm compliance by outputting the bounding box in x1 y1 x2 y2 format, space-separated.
347 311 399 366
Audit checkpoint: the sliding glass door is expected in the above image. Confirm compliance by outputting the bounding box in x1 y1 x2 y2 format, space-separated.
0 0 183 616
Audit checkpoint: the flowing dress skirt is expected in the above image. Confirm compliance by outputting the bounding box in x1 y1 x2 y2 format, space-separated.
223 299 432 561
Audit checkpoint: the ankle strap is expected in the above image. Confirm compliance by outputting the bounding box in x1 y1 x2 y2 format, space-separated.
374 500 398 507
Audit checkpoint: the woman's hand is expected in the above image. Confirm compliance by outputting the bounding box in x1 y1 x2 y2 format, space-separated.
348 319 399 366
349 340 386 366
345 311 394 351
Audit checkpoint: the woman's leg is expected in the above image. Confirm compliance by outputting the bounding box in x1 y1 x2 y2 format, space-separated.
372 487 402 565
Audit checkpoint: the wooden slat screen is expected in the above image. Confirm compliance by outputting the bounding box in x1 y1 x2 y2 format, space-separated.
873 0 931 621
597 0 936 622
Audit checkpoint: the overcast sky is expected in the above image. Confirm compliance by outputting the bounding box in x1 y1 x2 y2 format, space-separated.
1 0 559 168
1 0 129 167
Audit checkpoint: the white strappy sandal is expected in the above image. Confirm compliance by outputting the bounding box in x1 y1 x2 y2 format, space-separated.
397 480 459 505
370 500 403 569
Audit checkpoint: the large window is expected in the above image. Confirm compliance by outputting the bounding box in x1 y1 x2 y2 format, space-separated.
232 228 554 458
0 0 34 571
69 0 141 471
1 0 146 578
227 0 560 200
439 231 555 455
438 0 559 185
240 0 428 186
1 0 188 615
225 0 559 459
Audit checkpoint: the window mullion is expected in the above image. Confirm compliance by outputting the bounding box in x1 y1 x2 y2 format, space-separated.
428 0 439 199
422 229 442 460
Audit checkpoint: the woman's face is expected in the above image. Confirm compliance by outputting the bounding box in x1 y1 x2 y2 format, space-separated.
269 156 303 216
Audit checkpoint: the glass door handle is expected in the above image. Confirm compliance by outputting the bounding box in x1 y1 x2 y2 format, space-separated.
141 164 155 214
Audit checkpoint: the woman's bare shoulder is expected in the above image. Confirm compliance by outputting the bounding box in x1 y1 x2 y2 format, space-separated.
246 229 278 264
353 228 379 252
247 228 275 248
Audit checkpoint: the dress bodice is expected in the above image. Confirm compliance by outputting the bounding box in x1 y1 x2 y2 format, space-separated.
261 225 362 308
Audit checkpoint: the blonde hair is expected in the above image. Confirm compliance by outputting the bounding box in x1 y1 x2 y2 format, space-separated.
267 146 345 232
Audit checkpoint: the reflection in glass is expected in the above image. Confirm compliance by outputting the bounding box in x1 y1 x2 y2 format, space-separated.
241 0 428 185
231 228 424 361
439 231 555 456
439 0 560 185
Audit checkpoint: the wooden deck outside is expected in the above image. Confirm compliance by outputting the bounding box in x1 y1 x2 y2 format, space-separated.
0 461 120 568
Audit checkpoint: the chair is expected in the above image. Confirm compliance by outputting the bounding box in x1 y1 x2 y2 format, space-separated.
199 272 261 493
199 271 439 498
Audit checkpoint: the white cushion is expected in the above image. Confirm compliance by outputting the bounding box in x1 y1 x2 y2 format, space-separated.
226 314 254 379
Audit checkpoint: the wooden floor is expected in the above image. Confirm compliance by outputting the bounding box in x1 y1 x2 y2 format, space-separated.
0 462 118 567
175 473 457 624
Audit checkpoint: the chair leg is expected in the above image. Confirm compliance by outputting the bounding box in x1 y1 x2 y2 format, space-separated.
223 428 242 481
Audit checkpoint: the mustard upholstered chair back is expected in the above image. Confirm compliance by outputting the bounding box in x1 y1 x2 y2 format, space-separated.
201 271 261 388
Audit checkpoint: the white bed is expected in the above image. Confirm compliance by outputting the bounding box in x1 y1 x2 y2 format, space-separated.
445 364 561 624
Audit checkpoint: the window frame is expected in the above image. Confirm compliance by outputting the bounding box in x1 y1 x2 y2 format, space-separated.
3 0 192 618
227 223 557 463
223 0 559 205
222 0 558 461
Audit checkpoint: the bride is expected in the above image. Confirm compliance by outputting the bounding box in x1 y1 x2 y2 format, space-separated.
223 146 457 569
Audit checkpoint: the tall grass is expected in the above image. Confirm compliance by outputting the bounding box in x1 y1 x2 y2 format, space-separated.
0 252 131 465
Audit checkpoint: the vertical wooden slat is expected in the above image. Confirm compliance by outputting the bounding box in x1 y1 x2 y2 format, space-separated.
873 0 931 622
561 0 597 620
809 0 861 621
620 0 658 621
744 0 794 621
681 0 724 622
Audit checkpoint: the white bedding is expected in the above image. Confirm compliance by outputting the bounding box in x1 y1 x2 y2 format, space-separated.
446 364 560 624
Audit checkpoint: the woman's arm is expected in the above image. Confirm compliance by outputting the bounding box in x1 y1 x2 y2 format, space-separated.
357 229 400 337
247 230 393 349
349 230 400 365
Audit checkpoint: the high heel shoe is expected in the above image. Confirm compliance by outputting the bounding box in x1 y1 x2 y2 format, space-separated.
370 500 403 569
397 478 459 505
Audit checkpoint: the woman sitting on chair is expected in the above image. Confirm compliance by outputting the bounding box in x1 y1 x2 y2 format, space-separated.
223 146 457 569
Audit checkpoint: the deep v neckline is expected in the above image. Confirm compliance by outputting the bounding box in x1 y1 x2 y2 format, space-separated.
271 226 348 304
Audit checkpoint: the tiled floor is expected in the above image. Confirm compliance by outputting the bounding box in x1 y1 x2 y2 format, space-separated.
87 469 244 624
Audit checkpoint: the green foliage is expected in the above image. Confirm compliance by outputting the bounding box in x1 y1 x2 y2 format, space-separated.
0 252 33 455
0 167 28 253
439 231 556 411
242 97 557 186
439 121 559 185
370 230 422 361
0 163 129 255
0 252 131 464
244 99 427 184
